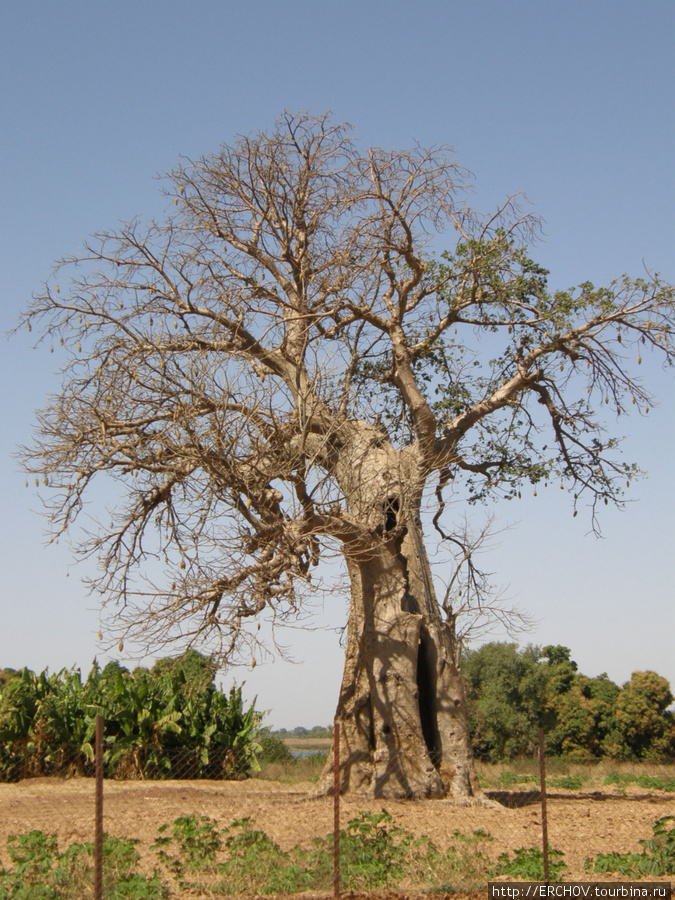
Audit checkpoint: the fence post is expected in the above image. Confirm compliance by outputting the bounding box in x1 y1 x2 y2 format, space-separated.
95 714 104 900
537 726 550 883
333 718 340 899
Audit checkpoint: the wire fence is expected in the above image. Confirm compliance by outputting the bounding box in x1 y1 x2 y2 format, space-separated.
0 718 673 898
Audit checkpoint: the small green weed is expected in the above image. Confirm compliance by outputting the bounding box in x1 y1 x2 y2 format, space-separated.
586 815 675 877
498 771 539 787
550 774 587 790
216 817 310 895
150 810 495 895
212 811 411 893
0 831 167 899
153 814 221 876
336 811 409 888
604 772 675 791
635 775 675 791
496 845 567 881
407 828 495 891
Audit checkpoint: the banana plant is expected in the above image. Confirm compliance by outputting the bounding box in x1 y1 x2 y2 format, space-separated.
0 653 263 781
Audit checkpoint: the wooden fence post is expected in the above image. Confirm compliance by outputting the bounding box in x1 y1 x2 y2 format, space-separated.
333 718 340 899
538 726 550 883
95 715 103 900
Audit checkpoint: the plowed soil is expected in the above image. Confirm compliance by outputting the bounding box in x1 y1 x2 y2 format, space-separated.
1 777 672 893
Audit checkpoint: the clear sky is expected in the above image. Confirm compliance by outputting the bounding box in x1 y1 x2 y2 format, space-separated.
1 1 673 729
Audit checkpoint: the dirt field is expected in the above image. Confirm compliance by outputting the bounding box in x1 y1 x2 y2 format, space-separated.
1 776 673 887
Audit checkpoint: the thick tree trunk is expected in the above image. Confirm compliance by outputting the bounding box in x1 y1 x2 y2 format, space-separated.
315 515 481 801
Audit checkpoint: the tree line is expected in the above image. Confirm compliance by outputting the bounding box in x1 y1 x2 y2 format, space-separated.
2 643 673 782
269 726 332 740
0 651 261 781
463 643 675 761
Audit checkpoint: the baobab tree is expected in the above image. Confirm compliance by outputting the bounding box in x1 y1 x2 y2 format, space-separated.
20 113 674 800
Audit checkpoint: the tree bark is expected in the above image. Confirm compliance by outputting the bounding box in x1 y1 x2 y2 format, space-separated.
315 508 481 801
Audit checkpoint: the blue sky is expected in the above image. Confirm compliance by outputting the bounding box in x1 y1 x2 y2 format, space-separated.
1 1 673 728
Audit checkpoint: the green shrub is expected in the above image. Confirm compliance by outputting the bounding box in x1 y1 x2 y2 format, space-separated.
604 772 675 791
153 814 221 881
498 771 538 787
496 845 567 881
0 831 168 899
332 811 410 889
215 818 312 895
150 810 494 895
586 816 675 877
257 731 292 763
635 774 675 791
550 774 586 790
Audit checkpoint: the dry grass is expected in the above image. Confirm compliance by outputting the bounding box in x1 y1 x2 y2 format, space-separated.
475 757 675 791
255 746 675 792
256 752 328 784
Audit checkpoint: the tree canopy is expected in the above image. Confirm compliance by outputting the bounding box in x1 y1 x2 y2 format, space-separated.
20 113 675 662
463 642 675 761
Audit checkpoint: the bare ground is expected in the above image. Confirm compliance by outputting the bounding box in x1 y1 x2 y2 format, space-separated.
1 777 673 893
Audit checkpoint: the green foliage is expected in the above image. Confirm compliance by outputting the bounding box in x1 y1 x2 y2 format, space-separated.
269 725 332 739
496 845 567 881
586 816 675 877
216 818 311 895
0 831 168 899
616 672 675 759
332 811 409 888
152 815 309 895
498 771 538 787
154 815 222 873
546 668 675 760
476 759 671 793
549 774 587 790
331 815 494 891
256 730 293 763
463 641 675 761
463 642 548 760
539 647 616 757
410 829 495 891
149 811 495 894
0 652 263 782
541 645 575 667
0 666 96 781
604 771 675 792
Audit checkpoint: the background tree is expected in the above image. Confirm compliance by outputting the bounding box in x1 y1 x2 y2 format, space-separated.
462 643 547 760
463 643 675 761
542 646 625 758
20 113 675 799
615 671 675 760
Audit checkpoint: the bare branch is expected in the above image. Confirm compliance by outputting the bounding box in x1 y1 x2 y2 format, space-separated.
16 112 675 667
